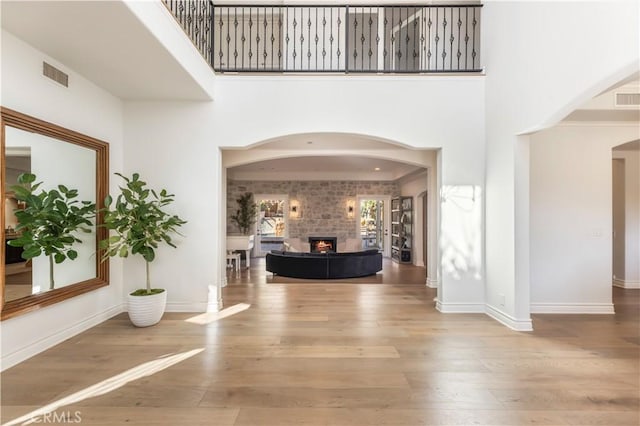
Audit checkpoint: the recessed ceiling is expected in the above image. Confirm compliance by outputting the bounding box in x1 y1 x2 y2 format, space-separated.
247 133 416 150
225 133 435 181
563 77 640 122
1 0 212 100
563 110 640 122
228 155 425 181
613 140 640 151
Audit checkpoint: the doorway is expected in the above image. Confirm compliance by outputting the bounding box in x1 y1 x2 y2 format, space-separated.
612 158 625 286
611 141 640 292
423 191 428 273
254 194 288 257
357 195 391 257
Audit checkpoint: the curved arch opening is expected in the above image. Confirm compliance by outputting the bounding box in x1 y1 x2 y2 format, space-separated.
219 131 440 304
235 131 424 152
521 65 639 135
528 70 639 315
222 132 436 170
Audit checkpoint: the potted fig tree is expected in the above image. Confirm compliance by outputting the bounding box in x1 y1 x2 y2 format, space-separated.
100 173 186 327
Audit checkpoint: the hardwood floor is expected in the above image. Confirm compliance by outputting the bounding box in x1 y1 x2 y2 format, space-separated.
4 262 33 302
1 258 638 425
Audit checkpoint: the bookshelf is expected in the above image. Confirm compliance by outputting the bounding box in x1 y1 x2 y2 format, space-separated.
391 196 412 263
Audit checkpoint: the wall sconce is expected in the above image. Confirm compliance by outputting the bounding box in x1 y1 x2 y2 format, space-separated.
290 200 300 218
346 200 355 218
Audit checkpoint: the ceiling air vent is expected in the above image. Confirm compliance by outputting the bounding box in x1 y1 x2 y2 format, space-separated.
42 62 68 87
614 92 640 108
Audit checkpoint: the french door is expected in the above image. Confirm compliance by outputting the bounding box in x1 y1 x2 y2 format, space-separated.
356 195 391 257
254 194 288 257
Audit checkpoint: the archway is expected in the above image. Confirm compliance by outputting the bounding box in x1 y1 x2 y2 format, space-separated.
216 133 440 308
528 71 639 315
612 140 640 291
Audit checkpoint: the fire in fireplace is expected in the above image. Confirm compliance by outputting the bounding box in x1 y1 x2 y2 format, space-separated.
308 236 337 253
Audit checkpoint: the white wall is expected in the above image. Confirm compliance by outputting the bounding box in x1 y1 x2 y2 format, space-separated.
1 30 124 370
122 102 219 312
483 0 639 329
613 148 640 287
125 74 486 312
215 77 485 314
220 77 486 311
530 124 639 312
213 75 485 183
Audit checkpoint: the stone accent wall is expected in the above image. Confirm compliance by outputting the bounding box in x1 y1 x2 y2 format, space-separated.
227 180 399 241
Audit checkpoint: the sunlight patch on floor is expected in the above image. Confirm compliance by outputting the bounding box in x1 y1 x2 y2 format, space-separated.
185 303 251 325
4 348 204 426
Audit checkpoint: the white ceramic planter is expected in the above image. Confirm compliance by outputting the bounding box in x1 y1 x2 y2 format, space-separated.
127 290 167 327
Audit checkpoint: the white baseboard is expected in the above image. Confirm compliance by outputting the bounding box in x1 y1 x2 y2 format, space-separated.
613 278 640 289
164 302 208 312
426 278 439 288
530 303 615 314
485 304 533 331
1 303 124 372
435 300 533 331
436 301 485 313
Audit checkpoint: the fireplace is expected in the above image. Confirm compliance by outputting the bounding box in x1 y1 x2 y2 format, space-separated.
308 236 337 253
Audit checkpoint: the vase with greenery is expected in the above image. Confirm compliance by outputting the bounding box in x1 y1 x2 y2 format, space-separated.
7 173 95 290
230 192 257 235
100 173 186 296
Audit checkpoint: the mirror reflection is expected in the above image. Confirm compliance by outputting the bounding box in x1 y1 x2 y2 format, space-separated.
4 127 97 302
1 107 109 320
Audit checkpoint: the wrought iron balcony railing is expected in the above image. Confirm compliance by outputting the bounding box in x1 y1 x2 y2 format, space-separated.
163 2 482 74
163 0 215 65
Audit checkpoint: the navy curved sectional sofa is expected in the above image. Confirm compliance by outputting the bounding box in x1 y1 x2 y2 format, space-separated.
266 249 383 279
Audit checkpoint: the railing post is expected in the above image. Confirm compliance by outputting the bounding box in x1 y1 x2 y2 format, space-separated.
377 6 384 72
345 5 349 73
210 1 215 69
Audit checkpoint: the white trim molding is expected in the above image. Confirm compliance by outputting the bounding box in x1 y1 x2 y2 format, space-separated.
436 301 485 313
530 303 615 314
426 278 439 288
207 284 223 312
434 301 534 331
485 304 533 331
613 278 640 289
0 303 124 372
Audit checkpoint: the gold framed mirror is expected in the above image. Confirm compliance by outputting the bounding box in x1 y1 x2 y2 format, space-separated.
1 107 109 320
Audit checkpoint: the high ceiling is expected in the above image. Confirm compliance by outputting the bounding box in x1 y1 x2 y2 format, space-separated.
4 1 633 181
1 0 213 100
